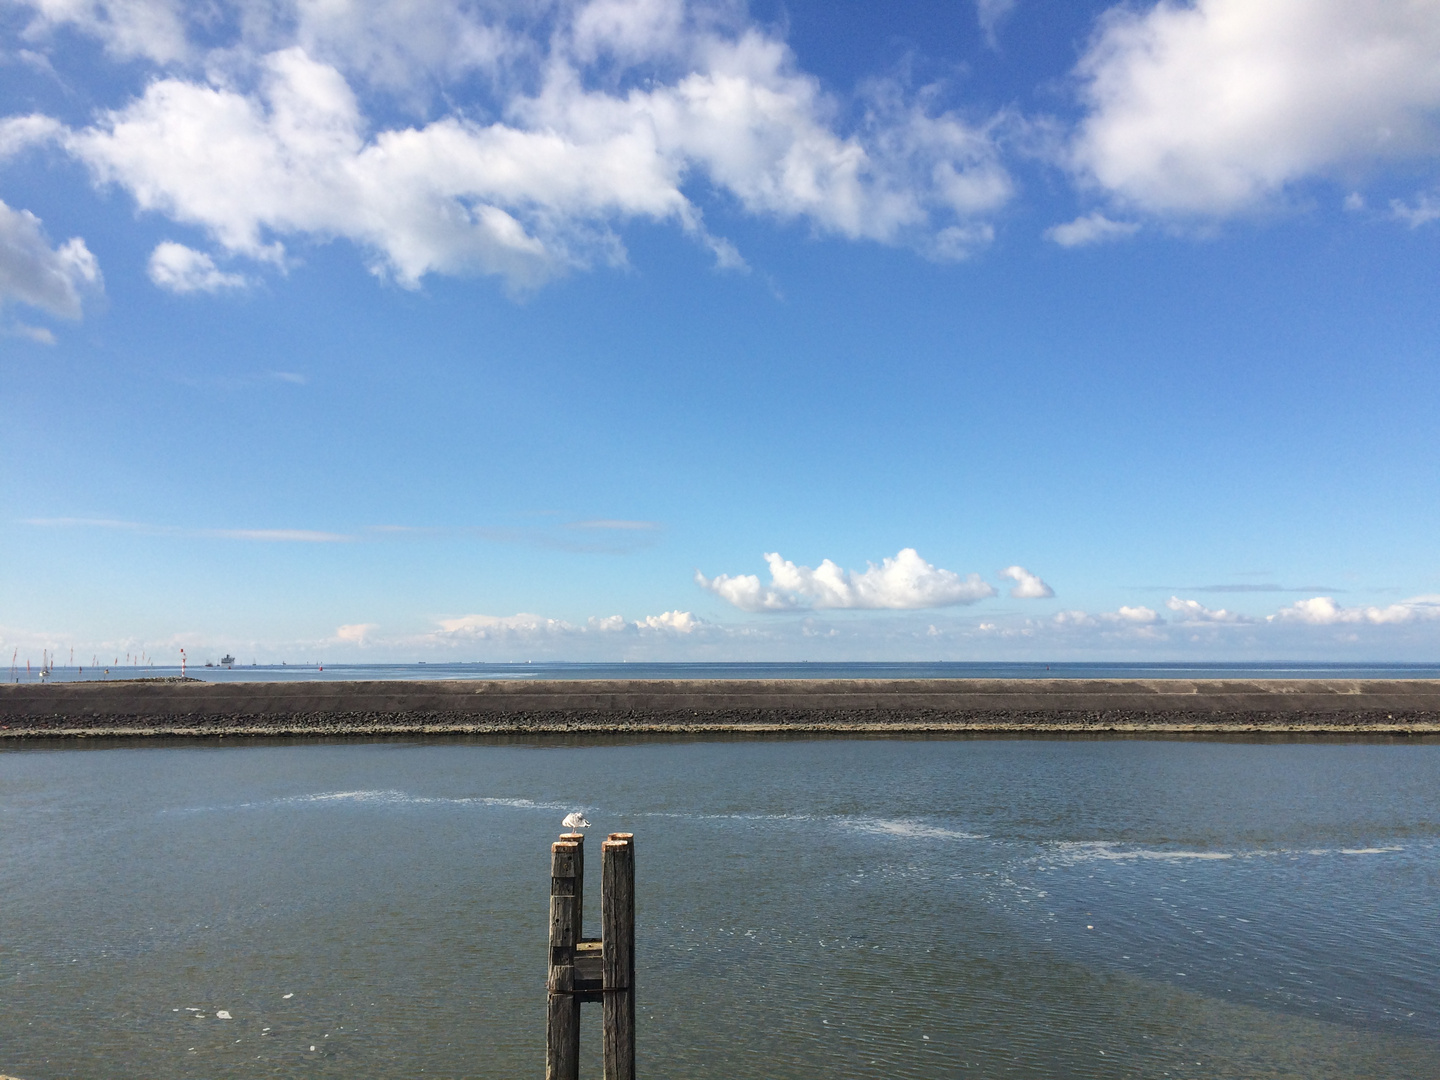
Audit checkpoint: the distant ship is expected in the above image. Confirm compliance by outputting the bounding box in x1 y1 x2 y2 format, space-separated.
221 654 236 667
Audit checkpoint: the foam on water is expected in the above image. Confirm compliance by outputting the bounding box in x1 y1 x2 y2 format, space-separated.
837 816 984 841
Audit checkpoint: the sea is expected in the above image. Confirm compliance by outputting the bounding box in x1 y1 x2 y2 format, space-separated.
1 731 1437 1078
12 660 1440 683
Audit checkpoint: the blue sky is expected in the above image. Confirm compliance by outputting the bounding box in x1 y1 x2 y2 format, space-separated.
2 0 1439 664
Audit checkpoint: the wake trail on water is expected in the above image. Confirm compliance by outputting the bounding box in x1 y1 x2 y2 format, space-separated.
1042 839 1415 865
170 791 989 844
168 792 1422 871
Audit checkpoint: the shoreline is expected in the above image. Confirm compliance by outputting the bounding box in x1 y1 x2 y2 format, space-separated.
3 677 1440 739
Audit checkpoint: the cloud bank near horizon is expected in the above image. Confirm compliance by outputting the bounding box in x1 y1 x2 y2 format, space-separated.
7 589 1438 664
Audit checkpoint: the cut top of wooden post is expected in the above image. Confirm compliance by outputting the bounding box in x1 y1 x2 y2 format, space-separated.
551 839 580 891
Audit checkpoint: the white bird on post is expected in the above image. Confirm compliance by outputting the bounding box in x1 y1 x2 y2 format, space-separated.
562 811 591 829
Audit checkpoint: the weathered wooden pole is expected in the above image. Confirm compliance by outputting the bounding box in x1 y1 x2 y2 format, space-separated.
561 831 585 927
547 838 582 1080
602 833 635 1080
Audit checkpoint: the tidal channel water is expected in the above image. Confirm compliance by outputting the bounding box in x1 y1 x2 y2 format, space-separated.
2 736 1437 1079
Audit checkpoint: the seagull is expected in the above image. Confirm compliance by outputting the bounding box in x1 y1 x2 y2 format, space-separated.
562 811 591 829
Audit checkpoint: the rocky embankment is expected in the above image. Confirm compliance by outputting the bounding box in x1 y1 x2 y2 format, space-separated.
2 678 1439 739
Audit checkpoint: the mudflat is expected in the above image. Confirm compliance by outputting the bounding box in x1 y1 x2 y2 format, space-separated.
2 678 1439 738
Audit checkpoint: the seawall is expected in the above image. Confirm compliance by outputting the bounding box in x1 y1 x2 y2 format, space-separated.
3 678 1439 738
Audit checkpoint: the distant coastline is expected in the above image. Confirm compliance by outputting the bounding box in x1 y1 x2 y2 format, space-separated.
3 678 1439 739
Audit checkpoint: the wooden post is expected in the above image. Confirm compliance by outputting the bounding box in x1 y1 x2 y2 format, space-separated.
547 839 582 1080
602 833 635 1080
560 831 585 930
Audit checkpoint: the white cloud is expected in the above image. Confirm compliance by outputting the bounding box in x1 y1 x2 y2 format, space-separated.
24 516 350 541
335 622 378 643
1000 565 1054 598
1268 595 1440 626
1071 0 1440 215
209 528 349 542
436 607 704 640
435 612 579 639
148 241 248 293
0 200 101 318
697 548 997 612
1166 596 1250 624
1054 604 1160 627
0 113 62 158
11 0 191 63
975 0 1017 46
10 322 56 344
572 0 687 64
1045 211 1139 247
636 609 701 632
19 2 1010 291
1391 192 1440 227
569 519 660 531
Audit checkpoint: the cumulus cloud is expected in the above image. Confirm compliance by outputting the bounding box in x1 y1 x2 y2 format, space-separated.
335 622 378 643
1045 211 1139 247
0 200 101 318
1268 595 1440 626
1000 565 1054 599
697 548 996 612
148 241 248 293
1071 0 1440 215
10 2 1012 291
636 609 702 632
1166 596 1250 624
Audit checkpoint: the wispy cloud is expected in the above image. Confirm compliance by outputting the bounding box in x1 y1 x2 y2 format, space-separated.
568 519 661 531
217 528 350 542
1135 582 1347 594
23 517 353 542
22 516 661 551
1045 212 1139 247
8 321 56 344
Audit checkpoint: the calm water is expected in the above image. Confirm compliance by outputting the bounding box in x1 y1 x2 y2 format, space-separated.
2 736 1438 1079
13 660 1440 683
